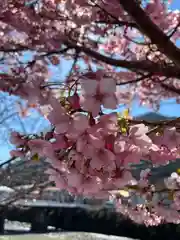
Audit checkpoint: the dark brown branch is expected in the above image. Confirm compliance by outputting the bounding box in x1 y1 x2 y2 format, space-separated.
116 73 152 85
41 47 70 57
93 1 140 30
160 82 180 95
119 0 180 67
64 40 180 78
0 156 17 168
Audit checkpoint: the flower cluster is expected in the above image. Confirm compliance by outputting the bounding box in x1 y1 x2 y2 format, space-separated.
9 89 180 216
0 0 179 225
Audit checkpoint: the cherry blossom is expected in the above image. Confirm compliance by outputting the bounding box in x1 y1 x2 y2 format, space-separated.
80 73 117 116
1 0 180 225
10 132 26 146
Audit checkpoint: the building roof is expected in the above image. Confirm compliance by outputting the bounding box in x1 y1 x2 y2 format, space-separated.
134 112 175 121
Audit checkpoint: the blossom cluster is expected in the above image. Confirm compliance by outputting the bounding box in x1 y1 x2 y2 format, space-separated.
0 0 180 225
9 73 180 225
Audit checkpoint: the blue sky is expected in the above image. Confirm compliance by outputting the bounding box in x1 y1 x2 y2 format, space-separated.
0 0 179 162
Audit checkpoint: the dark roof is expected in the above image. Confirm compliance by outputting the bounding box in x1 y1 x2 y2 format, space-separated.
134 112 175 121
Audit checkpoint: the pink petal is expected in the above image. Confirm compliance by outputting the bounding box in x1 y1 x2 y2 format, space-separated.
114 139 127 153
55 122 70 134
10 150 25 158
52 135 68 150
80 96 101 117
10 132 26 146
80 79 98 95
102 94 117 109
130 124 149 136
90 155 103 170
72 112 89 132
88 133 105 149
67 170 83 187
83 144 96 158
76 135 88 152
123 152 141 167
99 78 116 94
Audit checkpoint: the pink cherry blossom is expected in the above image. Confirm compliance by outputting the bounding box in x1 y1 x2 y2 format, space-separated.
164 172 180 190
2 0 180 225
10 149 25 158
98 113 119 134
67 93 80 110
10 132 26 146
66 168 83 188
47 108 71 134
80 75 117 116
129 124 152 150
71 112 89 132
52 134 69 150
90 148 116 171
28 139 56 160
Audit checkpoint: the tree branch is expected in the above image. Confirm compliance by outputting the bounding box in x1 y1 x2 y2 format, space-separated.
160 82 180 95
116 73 152 85
64 40 180 78
119 0 180 67
0 157 17 168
